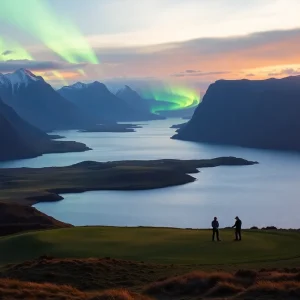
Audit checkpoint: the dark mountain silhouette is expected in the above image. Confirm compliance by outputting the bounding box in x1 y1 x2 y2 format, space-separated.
116 85 163 120
0 98 90 161
173 76 300 151
0 109 37 161
0 97 49 141
0 69 91 131
116 85 150 112
58 82 162 121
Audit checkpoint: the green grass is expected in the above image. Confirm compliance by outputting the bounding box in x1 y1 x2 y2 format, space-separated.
1 227 300 268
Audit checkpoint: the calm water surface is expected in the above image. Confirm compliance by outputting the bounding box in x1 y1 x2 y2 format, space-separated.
1 119 300 228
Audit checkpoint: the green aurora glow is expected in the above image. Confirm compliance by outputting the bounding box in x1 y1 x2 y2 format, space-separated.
0 0 98 65
141 85 200 113
0 37 33 61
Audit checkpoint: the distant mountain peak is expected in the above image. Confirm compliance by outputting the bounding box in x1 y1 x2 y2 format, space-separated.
72 82 88 89
62 81 107 91
116 85 139 97
0 68 44 93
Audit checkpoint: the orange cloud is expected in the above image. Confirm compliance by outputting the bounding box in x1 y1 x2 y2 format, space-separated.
92 28 300 84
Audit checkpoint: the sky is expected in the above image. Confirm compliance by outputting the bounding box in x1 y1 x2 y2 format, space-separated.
0 0 300 93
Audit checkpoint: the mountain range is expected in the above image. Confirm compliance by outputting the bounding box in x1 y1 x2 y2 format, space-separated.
0 69 92 131
173 76 300 151
58 82 162 122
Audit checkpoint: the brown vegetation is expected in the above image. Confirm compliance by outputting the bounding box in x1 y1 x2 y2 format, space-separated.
1 257 183 291
0 278 152 300
0 202 72 236
2 257 300 299
145 268 300 299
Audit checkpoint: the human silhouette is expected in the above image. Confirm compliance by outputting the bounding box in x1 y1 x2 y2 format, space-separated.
232 216 242 241
211 217 221 241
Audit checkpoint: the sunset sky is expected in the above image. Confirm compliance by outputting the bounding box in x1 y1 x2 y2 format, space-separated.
0 0 300 93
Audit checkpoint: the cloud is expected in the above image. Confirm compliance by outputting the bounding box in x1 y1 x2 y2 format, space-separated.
268 68 300 76
0 59 87 73
20 27 300 91
89 27 300 79
1 50 14 56
185 69 200 73
171 70 231 77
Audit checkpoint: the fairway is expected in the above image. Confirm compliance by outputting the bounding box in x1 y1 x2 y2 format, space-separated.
1 227 300 267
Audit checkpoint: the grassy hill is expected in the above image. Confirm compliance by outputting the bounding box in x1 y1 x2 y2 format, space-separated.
1 227 300 268
1 227 300 299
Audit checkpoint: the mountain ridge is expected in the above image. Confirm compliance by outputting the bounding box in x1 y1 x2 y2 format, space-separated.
0 69 92 131
59 81 163 121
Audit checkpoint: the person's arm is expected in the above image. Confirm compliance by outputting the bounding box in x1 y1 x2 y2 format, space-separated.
211 221 214 228
217 221 219 228
232 221 237 228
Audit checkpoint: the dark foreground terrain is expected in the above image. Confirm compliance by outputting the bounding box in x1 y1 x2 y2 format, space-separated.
0 202 72 236
0 157 257 205
2 258 300 300
0 227 300 299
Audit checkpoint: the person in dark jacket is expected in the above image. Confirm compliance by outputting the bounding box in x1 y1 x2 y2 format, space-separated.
211 217 221 241
232 216 242 241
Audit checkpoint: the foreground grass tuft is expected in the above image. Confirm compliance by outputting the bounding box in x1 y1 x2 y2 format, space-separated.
145 269 300 299
0 278 152 300
2 257 300 299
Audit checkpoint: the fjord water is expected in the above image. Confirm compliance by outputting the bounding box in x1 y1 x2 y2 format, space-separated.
1 119 300 229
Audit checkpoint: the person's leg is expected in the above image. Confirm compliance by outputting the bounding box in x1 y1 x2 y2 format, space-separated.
238 229 242 240
216 229 220 241
235 230 238 240
212 229 215 241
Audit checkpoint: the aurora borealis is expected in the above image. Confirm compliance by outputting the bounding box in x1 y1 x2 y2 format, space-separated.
0 0 98 65
1 0 297 94
0 37 33 61
141 85 200 113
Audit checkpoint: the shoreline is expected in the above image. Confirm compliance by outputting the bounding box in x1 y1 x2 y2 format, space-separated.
0 157 257 206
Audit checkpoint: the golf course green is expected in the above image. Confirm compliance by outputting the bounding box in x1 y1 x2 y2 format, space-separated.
1 227 300 268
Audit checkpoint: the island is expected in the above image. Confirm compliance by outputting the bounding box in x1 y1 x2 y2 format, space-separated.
78 123 142 133
0 157 257 205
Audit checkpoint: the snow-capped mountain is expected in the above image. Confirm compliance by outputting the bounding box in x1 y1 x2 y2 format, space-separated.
0 69 91 131
0 69 43 94
59 81 163 122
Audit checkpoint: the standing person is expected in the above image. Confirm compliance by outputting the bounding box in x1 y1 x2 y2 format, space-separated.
211 217 221 241
232 216 242 241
